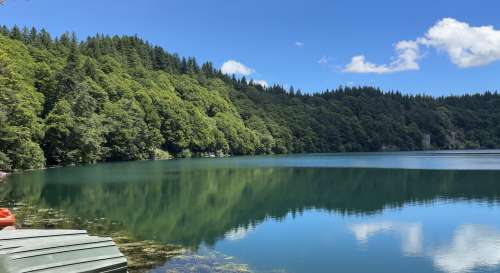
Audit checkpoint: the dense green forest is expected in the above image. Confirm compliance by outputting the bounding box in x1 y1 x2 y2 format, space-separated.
1 25 500 171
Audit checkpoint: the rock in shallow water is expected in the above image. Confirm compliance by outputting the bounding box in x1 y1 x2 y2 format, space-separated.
150 249 256 273
0 171 8 181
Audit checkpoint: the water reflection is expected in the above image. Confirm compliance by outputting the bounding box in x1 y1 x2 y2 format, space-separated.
350 222 423 255
433 225 500 273
2 156 500 273
350 222 422 256
350 222 500 273
1 163 500 249
224 226 255 241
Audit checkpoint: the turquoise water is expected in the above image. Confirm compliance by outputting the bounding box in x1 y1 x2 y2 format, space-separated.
2 152 500 273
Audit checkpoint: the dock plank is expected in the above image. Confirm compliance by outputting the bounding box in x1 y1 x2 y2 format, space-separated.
0 229 127 273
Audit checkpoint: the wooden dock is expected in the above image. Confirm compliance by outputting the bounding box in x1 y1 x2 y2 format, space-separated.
0 229 127 273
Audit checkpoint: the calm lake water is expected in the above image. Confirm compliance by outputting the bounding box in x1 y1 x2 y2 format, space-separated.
2 152 500 273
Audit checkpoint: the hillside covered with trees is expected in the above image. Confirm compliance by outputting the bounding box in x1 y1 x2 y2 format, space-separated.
1 25 499 171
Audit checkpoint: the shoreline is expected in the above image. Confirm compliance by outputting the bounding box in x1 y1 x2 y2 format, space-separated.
5 148 500 174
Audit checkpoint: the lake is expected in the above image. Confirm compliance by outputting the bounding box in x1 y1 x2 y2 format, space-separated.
1 152 500 273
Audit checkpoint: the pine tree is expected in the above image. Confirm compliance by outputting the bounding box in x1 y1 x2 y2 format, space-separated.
201 62 214 76
9 25 22 40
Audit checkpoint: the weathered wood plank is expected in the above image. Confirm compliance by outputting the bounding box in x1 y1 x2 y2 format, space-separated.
0 229 127 273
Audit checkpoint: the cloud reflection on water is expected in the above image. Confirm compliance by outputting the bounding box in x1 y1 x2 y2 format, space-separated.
433 225 500 273
350 222 500 273
224 226 254 241
350 221 423 256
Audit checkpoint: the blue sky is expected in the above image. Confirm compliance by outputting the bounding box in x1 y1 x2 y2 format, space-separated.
1 0 500 95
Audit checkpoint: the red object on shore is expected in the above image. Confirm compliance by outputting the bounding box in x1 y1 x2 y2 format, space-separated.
0 208 16 228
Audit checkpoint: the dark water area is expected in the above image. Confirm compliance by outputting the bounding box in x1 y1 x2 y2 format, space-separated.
1 152 500 273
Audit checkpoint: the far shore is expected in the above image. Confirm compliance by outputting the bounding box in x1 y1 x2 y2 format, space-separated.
2 149 500 175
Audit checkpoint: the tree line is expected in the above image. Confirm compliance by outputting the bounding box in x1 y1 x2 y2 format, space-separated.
1 25 499 171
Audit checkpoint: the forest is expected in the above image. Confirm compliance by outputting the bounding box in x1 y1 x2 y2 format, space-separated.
1 25 500 171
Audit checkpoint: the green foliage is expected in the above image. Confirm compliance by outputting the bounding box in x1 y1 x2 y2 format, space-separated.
43 99 74 164
0 34 45 170
177 149 192 158
103 98 162 161
0 151 10 171
152 148 172 160
0 26 500 170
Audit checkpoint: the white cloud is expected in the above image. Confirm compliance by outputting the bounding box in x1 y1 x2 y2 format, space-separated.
432 225 500 273
344 55 391 74
420 18 500 68
318 56 329 65
344 18 500 73
220 61 269 88
221 60 255 76
344 40 420 74
295 41 305 48
252 80 269 87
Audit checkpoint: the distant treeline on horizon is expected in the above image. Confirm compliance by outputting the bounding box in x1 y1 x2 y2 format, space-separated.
1 25 499 171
